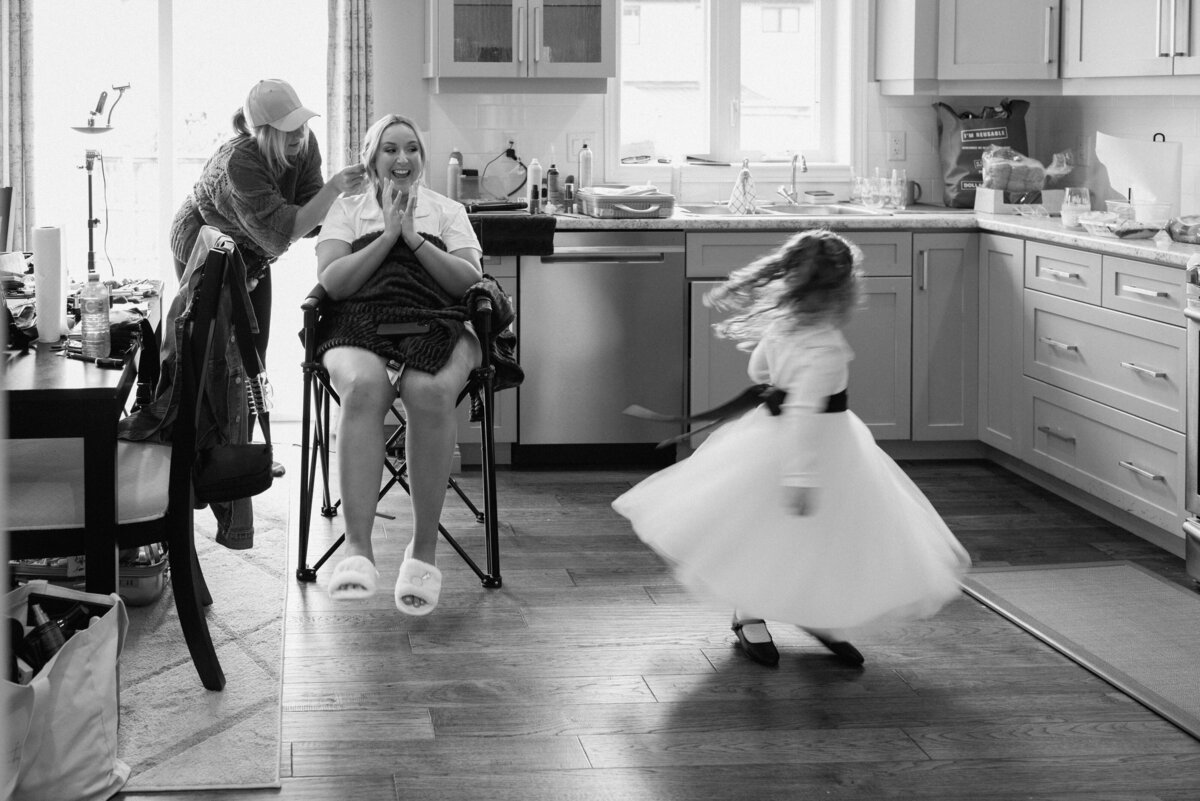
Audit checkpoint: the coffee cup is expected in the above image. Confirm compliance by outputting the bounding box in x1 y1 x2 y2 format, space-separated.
904 180 922 207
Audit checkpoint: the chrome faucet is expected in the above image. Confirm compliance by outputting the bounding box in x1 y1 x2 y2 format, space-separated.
777 153 808 203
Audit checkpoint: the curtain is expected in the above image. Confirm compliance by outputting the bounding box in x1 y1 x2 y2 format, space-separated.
1 0 33 251
327 0 373 172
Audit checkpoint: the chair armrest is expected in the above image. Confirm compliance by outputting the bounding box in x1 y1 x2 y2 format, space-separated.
300 283 328 313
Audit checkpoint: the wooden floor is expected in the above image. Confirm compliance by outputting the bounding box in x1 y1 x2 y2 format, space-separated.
124 452 1200 800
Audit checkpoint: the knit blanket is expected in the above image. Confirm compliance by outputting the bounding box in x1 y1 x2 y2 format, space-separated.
314 231 522 394
315 231 467 374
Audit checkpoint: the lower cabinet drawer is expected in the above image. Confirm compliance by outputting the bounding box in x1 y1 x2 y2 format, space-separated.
1025 290 1185 432
1023 378 1185 532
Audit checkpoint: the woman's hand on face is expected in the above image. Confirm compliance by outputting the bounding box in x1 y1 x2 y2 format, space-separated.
331 163 367 195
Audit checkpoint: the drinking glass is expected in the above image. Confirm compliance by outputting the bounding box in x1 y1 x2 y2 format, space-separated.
1060 186 1091 228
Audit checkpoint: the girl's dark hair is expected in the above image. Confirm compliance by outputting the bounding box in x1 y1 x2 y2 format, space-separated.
705 228 863 344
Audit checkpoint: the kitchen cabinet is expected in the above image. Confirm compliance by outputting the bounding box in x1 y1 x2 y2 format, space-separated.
938 0 1061 80
1062 0 1200 77
457 255 518 464
1022 239 1187 531
912 233 979 441
978 234 1026 456
685 231 913 441
424 0 616 82
875 0 1061 89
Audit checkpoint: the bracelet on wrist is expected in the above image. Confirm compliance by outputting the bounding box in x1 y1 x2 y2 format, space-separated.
411 238 426 254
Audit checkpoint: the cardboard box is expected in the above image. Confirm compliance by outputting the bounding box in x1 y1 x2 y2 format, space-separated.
975 188 1064 215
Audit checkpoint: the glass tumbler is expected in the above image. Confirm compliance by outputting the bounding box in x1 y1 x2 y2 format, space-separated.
1060 186 1091 228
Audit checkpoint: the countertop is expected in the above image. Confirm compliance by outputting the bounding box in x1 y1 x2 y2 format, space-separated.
536 205 1200 269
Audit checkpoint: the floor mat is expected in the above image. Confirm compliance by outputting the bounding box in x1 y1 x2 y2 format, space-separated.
963 561 1200 741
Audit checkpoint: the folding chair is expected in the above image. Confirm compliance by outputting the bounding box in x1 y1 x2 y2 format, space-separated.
294 280 514 589
9 242 246 690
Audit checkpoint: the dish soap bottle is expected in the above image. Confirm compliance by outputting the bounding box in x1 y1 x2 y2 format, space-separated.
80 270 111 358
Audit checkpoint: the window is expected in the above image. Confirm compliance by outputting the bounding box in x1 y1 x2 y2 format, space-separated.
614 0 852 168
33 0 326 284
32 0 327 419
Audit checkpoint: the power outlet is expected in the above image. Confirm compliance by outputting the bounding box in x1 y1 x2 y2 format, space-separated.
568 132 595 163
1074 135 1090 167
887 131 906 161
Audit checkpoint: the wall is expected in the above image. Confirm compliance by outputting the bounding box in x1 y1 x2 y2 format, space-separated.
377 9 1200 216
868 90 1200 215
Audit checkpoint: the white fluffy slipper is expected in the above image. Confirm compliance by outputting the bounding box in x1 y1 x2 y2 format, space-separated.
395 542 442 616
328 554 379 600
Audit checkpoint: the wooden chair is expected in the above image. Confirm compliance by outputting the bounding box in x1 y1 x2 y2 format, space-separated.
8 243 246 691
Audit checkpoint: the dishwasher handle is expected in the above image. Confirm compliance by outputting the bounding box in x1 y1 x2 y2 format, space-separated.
540 244 685 264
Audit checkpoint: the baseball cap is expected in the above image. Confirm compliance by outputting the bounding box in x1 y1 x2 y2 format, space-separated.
243 79 318 132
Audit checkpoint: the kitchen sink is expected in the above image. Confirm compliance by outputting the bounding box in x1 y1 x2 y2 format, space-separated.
677 202 890 217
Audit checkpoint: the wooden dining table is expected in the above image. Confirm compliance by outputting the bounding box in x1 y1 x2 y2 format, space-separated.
5 340 141 593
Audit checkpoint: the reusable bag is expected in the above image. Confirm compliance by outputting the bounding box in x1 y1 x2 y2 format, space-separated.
4 581 129 801
933 99 1030 207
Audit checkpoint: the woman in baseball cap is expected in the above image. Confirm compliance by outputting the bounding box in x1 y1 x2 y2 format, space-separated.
170 78 366 366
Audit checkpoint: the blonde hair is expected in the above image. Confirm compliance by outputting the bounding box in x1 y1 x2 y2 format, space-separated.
359 114 427 200
231 108 309 174
706 228 863 345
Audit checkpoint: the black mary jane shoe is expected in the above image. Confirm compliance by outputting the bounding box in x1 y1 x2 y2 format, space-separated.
804 629 865 666
731 619 780 667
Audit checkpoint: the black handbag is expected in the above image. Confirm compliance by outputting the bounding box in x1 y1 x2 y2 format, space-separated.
193 408 274 504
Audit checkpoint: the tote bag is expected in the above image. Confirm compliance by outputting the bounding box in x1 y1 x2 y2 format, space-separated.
4 582 129 801
933 99 1030 208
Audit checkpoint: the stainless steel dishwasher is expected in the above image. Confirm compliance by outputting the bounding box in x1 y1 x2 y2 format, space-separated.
518 230 686 446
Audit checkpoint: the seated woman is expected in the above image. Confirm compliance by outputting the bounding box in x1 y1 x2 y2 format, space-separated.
314 114 483 615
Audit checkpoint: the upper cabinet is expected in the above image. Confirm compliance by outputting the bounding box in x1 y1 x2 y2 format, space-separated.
938 0 1061 80
1062 0 1200 77
875 0 1062 92
424 0 616 89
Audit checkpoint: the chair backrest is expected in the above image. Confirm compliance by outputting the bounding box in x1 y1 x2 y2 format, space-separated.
167 244 238 507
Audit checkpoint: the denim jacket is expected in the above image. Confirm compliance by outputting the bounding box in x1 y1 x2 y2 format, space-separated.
119 226 258 548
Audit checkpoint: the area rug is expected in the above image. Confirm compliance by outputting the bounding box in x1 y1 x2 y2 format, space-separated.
963 561 1200 741
115 476 290 792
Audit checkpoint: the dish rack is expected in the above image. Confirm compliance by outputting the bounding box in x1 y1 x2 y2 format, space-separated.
578 185 675 219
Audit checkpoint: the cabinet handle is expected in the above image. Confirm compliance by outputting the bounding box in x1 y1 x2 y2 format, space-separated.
1170 0 1183 56
919 250 928 291
1119 460 1164 481
1038 425 1076 443
1122 284 1169 298
518 6 527 63
1120 361 1168 379
1038 335 1079 352
1041 266 1080 280
1157 0 1169 56
1044 6 1053 64
534 4 543 63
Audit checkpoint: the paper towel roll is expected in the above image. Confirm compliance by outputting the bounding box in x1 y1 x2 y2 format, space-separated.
1095 132 1183 216
32 226 67 343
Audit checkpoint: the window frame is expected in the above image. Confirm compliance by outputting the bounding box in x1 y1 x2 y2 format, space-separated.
606 0 864 193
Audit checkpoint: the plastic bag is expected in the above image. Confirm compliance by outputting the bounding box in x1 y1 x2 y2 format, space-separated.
933 99 1030 208
981 145 1046 192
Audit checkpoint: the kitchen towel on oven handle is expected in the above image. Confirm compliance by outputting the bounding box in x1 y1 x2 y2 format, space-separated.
934 98 1030 209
